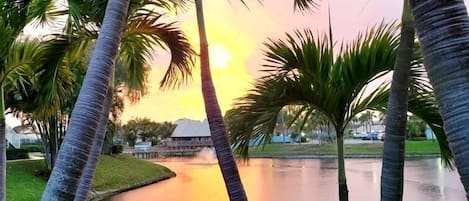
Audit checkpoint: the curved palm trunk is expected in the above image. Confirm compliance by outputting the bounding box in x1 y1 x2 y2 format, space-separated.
0 87 5 201
410 0 469 199
380 1 414 201
336 132 348 201
74 88 113 201
195 1 248 200
41 0 130 200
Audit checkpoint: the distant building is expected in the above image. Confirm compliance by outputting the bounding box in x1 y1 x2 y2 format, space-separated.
164 119 213 150
7 125 40 148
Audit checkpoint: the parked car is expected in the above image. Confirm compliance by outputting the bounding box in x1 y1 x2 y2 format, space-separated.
353 132 368 139
362 132 379 140
378 132 385 141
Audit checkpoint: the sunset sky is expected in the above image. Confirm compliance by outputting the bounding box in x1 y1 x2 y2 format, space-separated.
119 0 468 123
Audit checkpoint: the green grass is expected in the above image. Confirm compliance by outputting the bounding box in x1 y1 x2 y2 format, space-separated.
248 141 441 156
6 154 175 201
92 154 175 191
7 160 47 201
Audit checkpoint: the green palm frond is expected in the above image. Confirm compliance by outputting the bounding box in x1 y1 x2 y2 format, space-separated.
123 13 195 90
337 22 398 105
407 92 453 168
2 40 43 93
66 0 188 31
26 0 57 25
33 37 76 119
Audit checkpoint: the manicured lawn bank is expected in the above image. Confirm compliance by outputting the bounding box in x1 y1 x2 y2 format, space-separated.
7 154 175 201
248 141 441 157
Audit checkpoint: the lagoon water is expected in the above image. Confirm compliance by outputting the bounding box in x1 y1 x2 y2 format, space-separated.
110 158 465 201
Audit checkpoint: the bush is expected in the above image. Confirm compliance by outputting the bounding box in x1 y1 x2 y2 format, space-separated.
112 144 124 154
7 149 29 160
21 145 42 152
300 136 307 143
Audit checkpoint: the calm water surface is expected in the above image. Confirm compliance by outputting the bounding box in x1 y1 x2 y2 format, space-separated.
110 158 465 201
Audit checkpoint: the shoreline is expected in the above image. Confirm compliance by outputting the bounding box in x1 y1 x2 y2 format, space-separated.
88 171 176 201
249 154 441 159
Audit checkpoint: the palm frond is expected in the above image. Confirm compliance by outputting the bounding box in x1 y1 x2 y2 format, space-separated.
123 13 195 90
2 40 43 91
26 0 58 26
337 22 399 109
407 91 454 168
293 0 320 12
33 37 76 119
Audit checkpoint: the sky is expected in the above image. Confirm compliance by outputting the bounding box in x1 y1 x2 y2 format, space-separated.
119 0 462 123
8 0 468 126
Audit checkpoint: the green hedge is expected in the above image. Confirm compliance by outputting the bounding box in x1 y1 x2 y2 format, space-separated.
7 149 29 160
20 145 42 152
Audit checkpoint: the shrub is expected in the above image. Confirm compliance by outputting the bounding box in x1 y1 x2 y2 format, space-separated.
300 136 307 143
112 144 124 154
7 149 29 160
21 145 42 152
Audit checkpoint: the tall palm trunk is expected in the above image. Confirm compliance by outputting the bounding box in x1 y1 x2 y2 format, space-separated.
195 1 248 200
410 0 469 199
380 1 414 200
336 132 348 201
0 87 5 201
74 88 113 201
41 0 130 200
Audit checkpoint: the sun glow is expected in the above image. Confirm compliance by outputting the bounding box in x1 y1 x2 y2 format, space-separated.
209 44 232 69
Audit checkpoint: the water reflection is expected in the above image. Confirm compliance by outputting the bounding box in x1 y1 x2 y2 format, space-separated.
109 158 465 201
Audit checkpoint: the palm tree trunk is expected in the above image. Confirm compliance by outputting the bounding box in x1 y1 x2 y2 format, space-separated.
381 1 414 201
74 88 113 201
0 87 5 201
50 116 58 169
336 132 348 201
41 0 130 200
410 0 469 199
195 1 248 200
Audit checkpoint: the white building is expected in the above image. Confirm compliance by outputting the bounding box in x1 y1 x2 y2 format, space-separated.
165 119 213 150
7 125 40 148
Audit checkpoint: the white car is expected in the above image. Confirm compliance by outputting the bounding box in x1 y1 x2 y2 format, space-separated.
353 132 368 139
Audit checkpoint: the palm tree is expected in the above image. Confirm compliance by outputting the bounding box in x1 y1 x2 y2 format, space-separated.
226 23 453 201
41 0 131 199
71 2 194 198
1 0 193 198
410 0 469 198
380 1 414 200
74 86 113 201
194 0 248 200
0 1 57 199
0 41 43 201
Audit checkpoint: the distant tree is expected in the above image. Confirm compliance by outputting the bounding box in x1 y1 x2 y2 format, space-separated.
123 118 176 145
406 115 425 139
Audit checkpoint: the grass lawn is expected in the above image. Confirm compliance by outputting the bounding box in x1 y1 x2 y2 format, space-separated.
7 160 46 201
6 154 174 201
248 140 441 156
